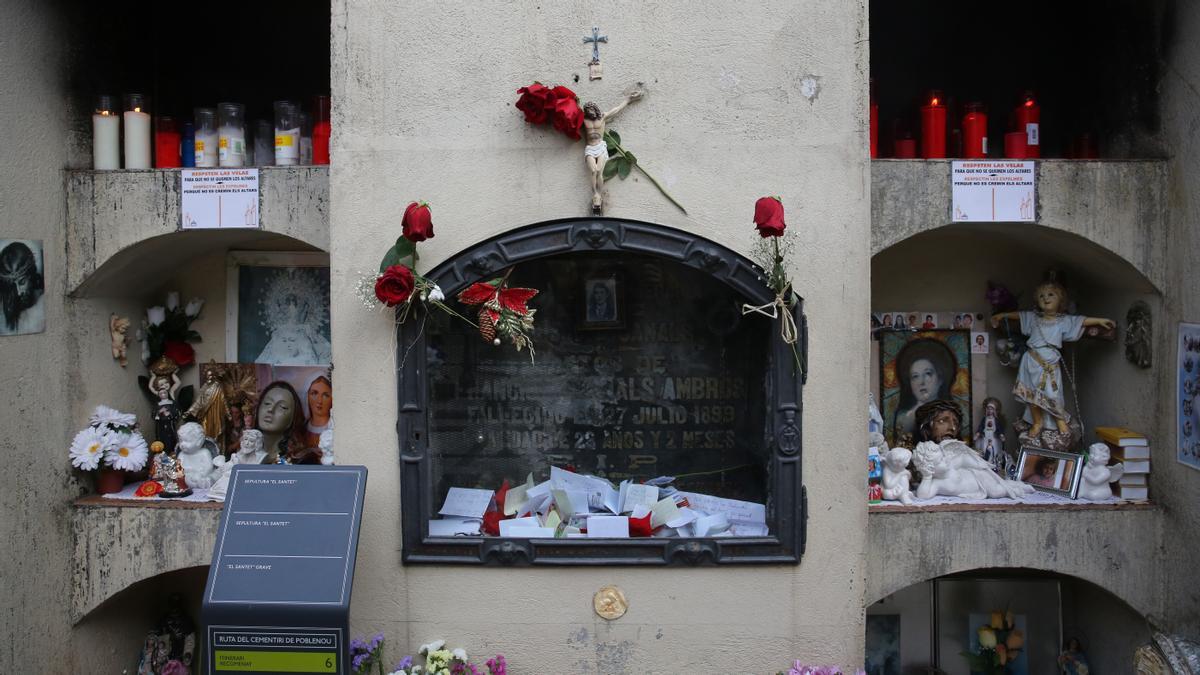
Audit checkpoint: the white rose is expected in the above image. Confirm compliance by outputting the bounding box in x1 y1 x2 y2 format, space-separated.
185 297 205 317
146 306 166 326
166 292 180 311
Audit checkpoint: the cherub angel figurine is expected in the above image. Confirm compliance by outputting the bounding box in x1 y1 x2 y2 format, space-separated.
583 83 645 213
109 314 130 367
990 273 1114 440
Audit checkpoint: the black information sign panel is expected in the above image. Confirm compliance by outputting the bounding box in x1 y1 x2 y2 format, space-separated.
202 465 367 674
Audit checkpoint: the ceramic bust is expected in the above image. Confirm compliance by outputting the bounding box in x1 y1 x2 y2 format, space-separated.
207 430 267 501
1078 442 1124 500
990 273 1114 447
911 400 1034 500
255 380 305 463
175 422 216 490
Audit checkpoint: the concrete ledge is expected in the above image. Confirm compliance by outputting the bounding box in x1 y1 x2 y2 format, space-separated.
866 506 1164 621
871 159 1167 291
71 497 220 623
66 167 329 296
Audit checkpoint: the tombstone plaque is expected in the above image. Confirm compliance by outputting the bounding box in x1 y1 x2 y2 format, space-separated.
202 464 367 674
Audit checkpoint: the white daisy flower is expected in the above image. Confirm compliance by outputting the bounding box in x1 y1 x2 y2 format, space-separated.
69 427 110 471
90 405 137 428
105 431 149 471
450 648 467 662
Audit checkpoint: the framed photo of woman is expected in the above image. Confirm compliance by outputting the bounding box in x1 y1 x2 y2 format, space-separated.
225 251 331 366
879 329 972 447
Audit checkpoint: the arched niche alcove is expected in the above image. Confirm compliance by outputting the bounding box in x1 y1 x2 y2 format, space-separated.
867 569 1154 674
396 218 808 565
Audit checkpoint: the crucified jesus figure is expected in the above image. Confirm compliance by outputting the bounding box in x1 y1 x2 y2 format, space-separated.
583 83 645 214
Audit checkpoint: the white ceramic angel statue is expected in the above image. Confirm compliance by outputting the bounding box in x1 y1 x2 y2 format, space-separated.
911 400 1033 500
1077 442 1124 500
882 446 915 505
207 429 267 502
176 422 216 490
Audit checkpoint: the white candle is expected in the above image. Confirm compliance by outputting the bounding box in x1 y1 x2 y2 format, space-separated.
122 110 151 169
195 107 219 167
274 127 300 166
92 112 119 170
219 126 246 167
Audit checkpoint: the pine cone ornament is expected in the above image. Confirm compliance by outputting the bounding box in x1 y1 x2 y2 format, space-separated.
478 308 497 342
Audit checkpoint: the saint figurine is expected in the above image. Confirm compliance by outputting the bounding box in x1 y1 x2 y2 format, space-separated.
973 397 1007 471
148 356 182 454
149 441 192 499
583 84 645 213
991 273 1114 442
186 368 228 454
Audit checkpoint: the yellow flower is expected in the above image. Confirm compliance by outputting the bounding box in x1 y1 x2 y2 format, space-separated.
1006 609 1015 630
990 611 1005 629
1006 628 1025 650
978 626 997 649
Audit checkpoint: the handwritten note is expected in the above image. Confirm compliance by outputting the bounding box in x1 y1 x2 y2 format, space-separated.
438 487 494 519
427 517 481 537
676 491 766 525
621 483 660 513
586 515 630 538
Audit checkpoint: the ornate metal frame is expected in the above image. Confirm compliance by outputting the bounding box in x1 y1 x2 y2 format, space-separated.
397 218 807 565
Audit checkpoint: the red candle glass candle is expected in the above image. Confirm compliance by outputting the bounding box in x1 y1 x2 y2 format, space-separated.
1015 90 1040 158
154 116 181 168
869 79 878 159
962 102 987 159
1004 131 1027 159
312 95 331 165
920 90 947 159
894 134 917 159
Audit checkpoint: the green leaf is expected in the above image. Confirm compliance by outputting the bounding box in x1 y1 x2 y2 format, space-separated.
618 158 632 179
607 130 620 146
378 244 399 273
624 151 637 166
394 236 417 264
603 159 621 181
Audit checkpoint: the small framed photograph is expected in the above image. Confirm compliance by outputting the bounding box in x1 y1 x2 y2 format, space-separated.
1017 447 1084 498
580 274 623 329
225 251 331 365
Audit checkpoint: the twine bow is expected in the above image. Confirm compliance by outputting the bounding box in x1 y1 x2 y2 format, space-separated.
742 285 797 345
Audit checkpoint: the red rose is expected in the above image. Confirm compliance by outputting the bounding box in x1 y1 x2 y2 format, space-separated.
402 201 434 242
753 196 787 238
516 83 554 124
162 340 195 367
374 264 416 307
552 95 584 141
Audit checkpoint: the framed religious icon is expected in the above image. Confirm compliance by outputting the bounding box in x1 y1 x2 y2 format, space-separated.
580 271 623 330
225 251 331 366
1177 322 1200 471
0 238 46 336
879 329 972 447
1016 447 1083 498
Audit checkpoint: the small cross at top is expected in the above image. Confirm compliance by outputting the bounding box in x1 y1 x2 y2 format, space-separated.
583 26 608 63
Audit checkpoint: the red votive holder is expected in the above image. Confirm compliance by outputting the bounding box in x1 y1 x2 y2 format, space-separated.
1004 131 1027 158
869 79 878 158
312 95 331 165
962 102 987 158
895 135 917 159
1015 90 1040 158
920 90 947 159
154 116 181 168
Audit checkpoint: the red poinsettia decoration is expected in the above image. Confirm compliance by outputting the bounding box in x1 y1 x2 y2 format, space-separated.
516 82 583 140
458 274 538 355
162 340 195 368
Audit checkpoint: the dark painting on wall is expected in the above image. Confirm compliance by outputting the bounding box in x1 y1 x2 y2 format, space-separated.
0 238 45 336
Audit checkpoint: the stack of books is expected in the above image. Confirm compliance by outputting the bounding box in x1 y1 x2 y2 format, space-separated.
1095 426 1150 501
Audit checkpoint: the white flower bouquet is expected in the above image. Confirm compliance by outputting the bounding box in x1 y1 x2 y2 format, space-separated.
69 405 150 474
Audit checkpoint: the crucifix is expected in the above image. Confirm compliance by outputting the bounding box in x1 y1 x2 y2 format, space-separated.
583 26 608 80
